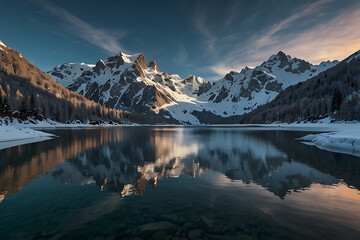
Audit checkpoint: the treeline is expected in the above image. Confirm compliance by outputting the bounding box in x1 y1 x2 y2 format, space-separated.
239 55 360 123
0 45 146 124
0 74 138 123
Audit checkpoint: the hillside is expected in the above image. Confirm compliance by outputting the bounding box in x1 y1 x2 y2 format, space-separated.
0 40 147 124
238 50 360 123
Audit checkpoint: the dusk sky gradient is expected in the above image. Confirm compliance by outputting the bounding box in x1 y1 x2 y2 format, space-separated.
1 0 360 81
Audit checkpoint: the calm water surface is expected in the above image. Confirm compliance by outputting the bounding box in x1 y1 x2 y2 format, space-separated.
0 126 360 240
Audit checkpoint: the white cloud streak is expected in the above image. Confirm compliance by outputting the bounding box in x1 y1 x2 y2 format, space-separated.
173 44 188 65
31 0 126 54
254 0 334 48
279 7 360 63
192 4 217 52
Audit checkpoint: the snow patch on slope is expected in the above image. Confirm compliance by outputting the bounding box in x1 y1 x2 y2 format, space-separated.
0 40 7 51
346 50 360 63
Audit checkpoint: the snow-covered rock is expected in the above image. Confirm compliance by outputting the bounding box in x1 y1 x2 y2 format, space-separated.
300 130 360 157
0 40 7 52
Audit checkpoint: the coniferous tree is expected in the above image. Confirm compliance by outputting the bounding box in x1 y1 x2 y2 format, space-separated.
331 88 342 113
0 89 4 112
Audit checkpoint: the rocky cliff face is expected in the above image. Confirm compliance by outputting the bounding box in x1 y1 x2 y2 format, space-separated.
49 51 337 124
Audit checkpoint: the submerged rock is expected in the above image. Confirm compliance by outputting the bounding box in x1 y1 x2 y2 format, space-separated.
188 229 204 240
152 230 168 240
138 221 177 236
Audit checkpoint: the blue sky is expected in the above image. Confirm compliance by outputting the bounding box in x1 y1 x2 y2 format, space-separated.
1 0 360 81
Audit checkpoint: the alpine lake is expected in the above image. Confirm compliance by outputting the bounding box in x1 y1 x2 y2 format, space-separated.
0 126 359 240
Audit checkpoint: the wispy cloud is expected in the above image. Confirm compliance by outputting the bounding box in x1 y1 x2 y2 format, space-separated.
209 0 360 79
31 0 126 54
223 1 243 28
192 4 217 52
209 62 259 78
254 0 334 48
280 7 360 63
173 44 188 65
192 0 257 54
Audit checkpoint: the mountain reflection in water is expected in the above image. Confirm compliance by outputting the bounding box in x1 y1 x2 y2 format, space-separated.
1 127 358 200
50 128 341 199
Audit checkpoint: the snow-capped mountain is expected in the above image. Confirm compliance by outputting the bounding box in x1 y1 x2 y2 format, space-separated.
48 52 212 121
199 51 338 115
48 51 338 124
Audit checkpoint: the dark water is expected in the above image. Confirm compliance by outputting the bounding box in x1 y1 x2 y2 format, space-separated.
0 127 360 240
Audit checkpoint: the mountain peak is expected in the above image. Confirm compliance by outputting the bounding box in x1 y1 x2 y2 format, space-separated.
133 53 147 79
276 50 287 57
106 51 142 64
93 59 107 75
135 53 147 69
267 50 290 63
149 61 159 72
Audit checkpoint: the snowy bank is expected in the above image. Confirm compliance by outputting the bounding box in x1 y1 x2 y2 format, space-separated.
300 130 360 157
0 116 138 129
0 116 142 150
1 114 360 155
211 122 360 157
0 126 54 150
